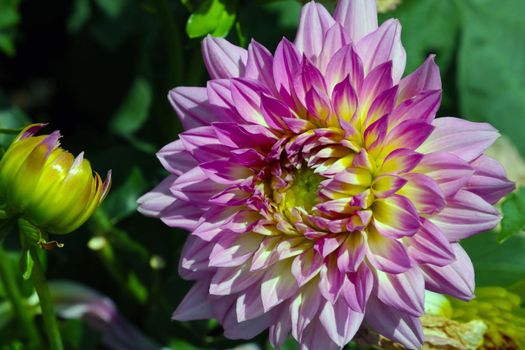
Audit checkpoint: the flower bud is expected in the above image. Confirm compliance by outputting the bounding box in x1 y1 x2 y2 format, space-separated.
0 124 111 234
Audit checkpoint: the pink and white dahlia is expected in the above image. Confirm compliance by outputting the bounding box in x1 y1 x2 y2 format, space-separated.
139 0 514 348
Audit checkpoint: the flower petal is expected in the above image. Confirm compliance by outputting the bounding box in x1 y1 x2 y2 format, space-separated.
295 1 336 62
334 0 378 43
397 173 445 215
420 244 475 301
202 35 247 79
418 117 500 162
319 298 364 347
397 55 441 102
366 226 412 273
168 87 215 129
430 190 500 242
356 19 406 82
407 219 455 267
372 194 421 238
365 295 424 349
466 155 515 204
375 267 425 317
172 280 213 321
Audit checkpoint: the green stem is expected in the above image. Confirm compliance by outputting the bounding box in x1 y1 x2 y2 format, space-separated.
29 246 64 350
0 245 42 349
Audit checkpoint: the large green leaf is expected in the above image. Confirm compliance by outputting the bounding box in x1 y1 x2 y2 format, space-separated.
0 0 21 57
186 0 238 38
498 187 525 243
457 0 525 154
462 232 525 287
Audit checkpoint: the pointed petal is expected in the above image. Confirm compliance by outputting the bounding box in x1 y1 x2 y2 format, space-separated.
420 244 474 301
319 298 364 347
245 39 276 92
408 219 455 267
376 267 425 317
365 295 424 349
356 19 406 82
295 1 336 61
398 55 441 101
168 87 215 129
172 280 213 321
292 249 324 287
372 195 421 239
466 155 515 204
261 259 299 312
418 117 500 162
334 0 378 42
366 226 412 273
318 24 349 72
202 36 247 79
398 173 445 215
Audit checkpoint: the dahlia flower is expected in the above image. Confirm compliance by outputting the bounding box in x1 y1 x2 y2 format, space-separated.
0 124 111 234
139 0 514 348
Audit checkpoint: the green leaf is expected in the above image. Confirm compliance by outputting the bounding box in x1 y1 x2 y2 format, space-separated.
457 0 525 154
109 78 152 137
168 339 201 350
462 232 525 287
100 167 148 225
186 0 238 38
498 187 525 243
0 0 21 57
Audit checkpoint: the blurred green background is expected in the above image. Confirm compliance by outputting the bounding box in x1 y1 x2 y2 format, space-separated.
1 0 525 349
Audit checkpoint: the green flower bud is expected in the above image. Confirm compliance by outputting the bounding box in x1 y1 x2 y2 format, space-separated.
0 124 111 234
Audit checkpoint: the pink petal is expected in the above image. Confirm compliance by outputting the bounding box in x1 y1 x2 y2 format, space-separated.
156 139 196 176
375 267 425 317
290 282 323 341
159 199 202 230
294 1 336 62
420 244 474 301
397 55 441 102
466 155 515 204
292 249 324 287
418 117 499 162
171 166 224 205
318 24 349 73
319 256 345 303
431 190 500 242
414 151 474 198
372 195 421 239
168 87 215 129
210 264 264 296
407 219 455 267
202 35 247 79
334 0 378 43
380 148 423 174
245 39 276 93
273 38 302 105
389 89 441 129
365 295 424 349
366 226 412 274
372 174 408 199
137 176 176 218
179 236 214 279
209 232 264 268
230 78 270 126
341 264 373 313
325 44 364 93
199 159 253 185
172 280 213 321
356 19 406 82
299 318 341 350
319 298 364 347
383 120 434 154
336 232 366 273
269 307 292 349
332 77 359 133
398 173 445 215
206 79 241 122
261 259 299 312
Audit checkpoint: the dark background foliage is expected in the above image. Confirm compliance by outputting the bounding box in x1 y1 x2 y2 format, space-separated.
1 0 525 349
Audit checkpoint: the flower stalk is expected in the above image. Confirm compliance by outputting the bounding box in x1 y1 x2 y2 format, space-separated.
28 243 64 350
0 241 42 349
